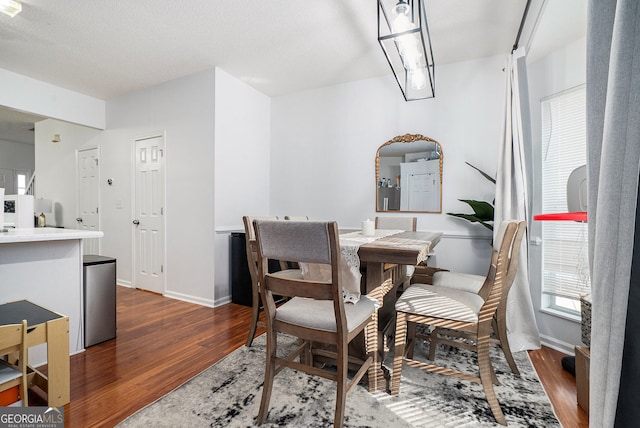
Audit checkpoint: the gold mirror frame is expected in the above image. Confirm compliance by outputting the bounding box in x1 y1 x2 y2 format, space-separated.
375 133 443 213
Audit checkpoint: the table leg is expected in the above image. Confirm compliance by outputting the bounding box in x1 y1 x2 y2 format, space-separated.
364 261 390 392
46 317 70 406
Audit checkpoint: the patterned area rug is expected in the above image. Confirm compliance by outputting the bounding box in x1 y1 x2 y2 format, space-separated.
118 334 560 427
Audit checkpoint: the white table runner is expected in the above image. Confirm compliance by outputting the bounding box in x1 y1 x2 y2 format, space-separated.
300 229 403 304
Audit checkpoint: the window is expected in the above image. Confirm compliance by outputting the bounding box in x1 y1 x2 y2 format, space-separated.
16 172 27 195
540 85 589 315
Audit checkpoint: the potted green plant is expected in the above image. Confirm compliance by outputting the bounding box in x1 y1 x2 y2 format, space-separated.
447 162 495 231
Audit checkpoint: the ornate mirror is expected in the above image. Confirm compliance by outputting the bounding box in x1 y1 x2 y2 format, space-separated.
375 134 443 213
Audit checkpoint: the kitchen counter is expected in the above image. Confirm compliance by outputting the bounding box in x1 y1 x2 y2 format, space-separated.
0 227 104 366
0 227 103 243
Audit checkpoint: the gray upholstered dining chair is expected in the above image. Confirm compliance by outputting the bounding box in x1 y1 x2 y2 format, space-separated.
242 215 280 347
427 220 527 375
284 215 309 220
391 221 520 426
374 216 417 232
253 220 376 428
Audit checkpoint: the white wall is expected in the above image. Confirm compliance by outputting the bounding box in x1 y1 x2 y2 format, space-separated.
0 139 34 171
269 55 507 274
105 69 216 305
35 119 102 228
0 68 105 130
213 68 272 305
527 37 586 352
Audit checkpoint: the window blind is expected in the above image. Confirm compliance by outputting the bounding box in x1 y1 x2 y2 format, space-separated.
540 85 590 300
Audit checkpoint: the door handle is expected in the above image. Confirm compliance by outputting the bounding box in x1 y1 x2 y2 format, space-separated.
76 217 83 222
132 220 140 225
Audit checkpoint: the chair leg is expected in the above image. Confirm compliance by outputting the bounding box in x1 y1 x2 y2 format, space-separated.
245 290 261 347
406 321 417 359
494 314 520 375
428 326 439 361
334 339 348 428
391 312 407 396
257 331 277 425
477 333 507 426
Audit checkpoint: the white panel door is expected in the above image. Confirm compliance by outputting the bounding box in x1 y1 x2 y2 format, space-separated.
134 136 165 294
400 160 440 211
0 168 16 194
407 172 437 211
77 148 100 254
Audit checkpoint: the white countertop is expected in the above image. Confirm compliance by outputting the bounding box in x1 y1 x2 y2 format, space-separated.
0 227 103 244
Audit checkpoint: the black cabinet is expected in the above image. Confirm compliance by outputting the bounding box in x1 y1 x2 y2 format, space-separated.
229 232 283 307
230 232 252 306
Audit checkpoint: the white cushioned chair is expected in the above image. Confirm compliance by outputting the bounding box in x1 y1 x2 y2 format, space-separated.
391 221 521 426
428 220 527 374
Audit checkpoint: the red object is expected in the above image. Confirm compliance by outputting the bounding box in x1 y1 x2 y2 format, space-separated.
533 212 588 222
0 385 19 406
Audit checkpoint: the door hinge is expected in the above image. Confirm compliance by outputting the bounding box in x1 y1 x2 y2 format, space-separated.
96 207 99 214
160 149 164 157
161 265 164 273
161 207 163 215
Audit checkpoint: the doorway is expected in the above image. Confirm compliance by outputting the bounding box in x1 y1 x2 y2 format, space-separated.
77 147 100 254
133 135 165 294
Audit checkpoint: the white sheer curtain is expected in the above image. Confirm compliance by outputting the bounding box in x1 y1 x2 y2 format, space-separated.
494 49 541 351
587 0 640 426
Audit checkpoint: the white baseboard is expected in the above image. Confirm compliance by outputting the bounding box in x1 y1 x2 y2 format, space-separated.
214 296 232 307
120 283 229 308
117 279 132 288
163 290 216 308
539 333 576 355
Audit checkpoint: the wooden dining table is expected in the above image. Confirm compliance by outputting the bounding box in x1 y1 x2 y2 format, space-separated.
351 230 442 392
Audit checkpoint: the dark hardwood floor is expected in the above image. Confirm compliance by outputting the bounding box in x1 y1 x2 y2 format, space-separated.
34 287 587 427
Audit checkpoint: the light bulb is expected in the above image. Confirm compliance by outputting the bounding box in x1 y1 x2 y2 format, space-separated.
390 1 422 71
391 1 412 34
408 68 427 90
401 36 422 69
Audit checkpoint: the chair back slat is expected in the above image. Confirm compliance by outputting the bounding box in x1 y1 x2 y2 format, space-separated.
242 216 278 282
243 215 279 241
267 275 335 300
505 221 527 290
477 221 518 323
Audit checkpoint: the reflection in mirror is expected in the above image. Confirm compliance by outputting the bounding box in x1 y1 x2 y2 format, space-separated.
376 134 443 213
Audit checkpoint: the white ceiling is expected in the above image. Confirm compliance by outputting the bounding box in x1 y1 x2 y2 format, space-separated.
0 0 586 144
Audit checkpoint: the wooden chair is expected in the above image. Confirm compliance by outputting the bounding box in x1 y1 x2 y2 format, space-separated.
0 320 29 406
284 215 309 220
391 221 520 426
427 221 527 374
253 220 376 428
243 215 279 347
374 216 417 232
